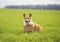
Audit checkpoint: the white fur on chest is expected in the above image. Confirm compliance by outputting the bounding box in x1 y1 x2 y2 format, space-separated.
24 21 33 26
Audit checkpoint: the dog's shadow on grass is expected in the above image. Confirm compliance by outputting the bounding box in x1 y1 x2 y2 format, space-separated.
16 30 42 35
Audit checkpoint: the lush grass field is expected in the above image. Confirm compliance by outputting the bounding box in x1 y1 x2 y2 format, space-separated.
0 8 60 42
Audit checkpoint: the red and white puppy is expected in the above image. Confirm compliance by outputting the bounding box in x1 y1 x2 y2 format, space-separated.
23 14 42 32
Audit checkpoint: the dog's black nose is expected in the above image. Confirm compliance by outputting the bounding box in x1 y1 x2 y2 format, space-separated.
26 21 28 23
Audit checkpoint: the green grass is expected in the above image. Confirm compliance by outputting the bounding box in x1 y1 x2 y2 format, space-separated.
0 8 60 42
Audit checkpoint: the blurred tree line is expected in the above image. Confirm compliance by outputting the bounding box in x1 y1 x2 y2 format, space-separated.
5 4 60 10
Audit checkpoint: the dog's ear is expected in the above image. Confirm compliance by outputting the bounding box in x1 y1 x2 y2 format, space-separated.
23 13 26 17
29 13 32 17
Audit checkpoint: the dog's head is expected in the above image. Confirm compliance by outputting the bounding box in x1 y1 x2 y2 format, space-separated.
23 13 32 24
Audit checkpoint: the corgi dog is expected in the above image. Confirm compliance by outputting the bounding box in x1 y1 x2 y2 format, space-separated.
23 13 42 32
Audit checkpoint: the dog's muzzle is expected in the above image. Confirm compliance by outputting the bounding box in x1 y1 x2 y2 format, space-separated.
26 21 29 23
25 20 30 23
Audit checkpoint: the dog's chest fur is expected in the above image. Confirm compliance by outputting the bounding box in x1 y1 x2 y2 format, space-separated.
24 25 33 31
24 21 35 31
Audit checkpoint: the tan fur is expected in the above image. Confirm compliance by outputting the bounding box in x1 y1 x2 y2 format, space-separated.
24 23 42 32
23 14 42 32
